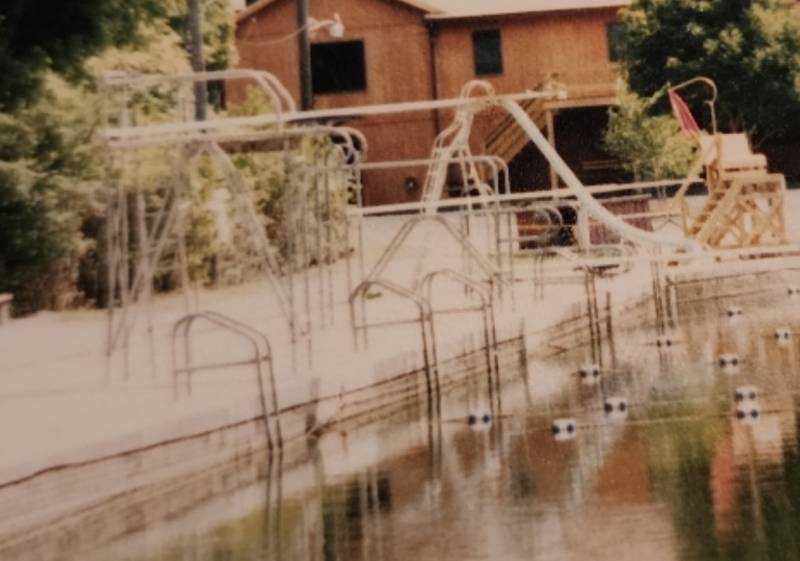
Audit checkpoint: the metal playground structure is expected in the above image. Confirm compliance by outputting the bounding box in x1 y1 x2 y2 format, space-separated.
98 69 794 439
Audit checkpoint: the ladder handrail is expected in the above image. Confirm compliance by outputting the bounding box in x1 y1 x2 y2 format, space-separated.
171 311 282 450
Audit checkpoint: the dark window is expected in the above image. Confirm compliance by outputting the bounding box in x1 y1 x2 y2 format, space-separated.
472 29 503 76
311 41 366 94
606 22 625 62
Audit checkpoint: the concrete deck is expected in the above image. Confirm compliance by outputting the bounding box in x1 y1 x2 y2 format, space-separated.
1 190 800 519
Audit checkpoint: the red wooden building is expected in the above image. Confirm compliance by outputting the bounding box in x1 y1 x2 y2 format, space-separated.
232 0 630 205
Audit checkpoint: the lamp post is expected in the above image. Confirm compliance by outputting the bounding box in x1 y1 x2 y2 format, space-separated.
294 3 345 110
186 0 207 121
297 0 313 111
239 6 344 110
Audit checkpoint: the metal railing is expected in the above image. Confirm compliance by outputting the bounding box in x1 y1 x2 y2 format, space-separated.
171 311 282 452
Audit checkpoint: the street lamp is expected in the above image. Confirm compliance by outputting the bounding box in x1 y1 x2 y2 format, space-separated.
307 14 345 38
237 13 345 44
238 7 344 111
298 1 345 110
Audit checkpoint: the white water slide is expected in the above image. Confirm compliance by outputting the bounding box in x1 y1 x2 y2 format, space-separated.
499 99 700 251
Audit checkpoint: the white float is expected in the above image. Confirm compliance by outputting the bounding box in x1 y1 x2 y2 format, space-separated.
734 385 759 403
467 411 492 431
551 418 578 441
774 327 792 343
578 363 601 385
718 353 741 369
735 402 762 423
603 396 630 420
725 305 743 317
656 335 674 348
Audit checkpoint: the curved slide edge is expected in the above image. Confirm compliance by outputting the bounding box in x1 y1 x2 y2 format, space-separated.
501 99 702 252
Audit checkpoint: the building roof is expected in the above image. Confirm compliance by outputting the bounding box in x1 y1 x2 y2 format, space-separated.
423 0 631 20
235 0 440 22
236 0 630 23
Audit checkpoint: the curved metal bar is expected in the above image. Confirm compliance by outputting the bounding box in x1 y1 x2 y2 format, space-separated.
350 278 428 315
170 311 281 450
202 310 283 447
101 69 296 116
668 76 718 134
420 269 496 408
349 279 437 417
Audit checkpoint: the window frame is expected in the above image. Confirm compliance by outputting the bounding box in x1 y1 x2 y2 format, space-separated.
471 29 504 77
310 39 368 95
606 21 625 63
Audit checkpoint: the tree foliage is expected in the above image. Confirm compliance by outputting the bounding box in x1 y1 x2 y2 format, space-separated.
619 0 800 142
0 75 100 312
0 0 236 110
0 0 166 110
0 2 237 314
604 86 697 181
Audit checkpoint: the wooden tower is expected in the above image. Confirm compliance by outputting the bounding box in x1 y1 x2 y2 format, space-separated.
683 133 786 249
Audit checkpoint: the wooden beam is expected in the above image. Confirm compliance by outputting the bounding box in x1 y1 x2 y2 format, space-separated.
546 109 558 190
544 95 618 111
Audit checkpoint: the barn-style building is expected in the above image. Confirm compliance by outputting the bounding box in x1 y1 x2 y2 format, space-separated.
231 0 630 205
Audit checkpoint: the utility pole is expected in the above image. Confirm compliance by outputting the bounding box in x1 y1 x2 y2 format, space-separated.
297 0 313 110
186 0 207 120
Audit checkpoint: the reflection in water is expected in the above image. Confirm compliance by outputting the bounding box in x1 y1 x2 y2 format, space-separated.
106 292 800 561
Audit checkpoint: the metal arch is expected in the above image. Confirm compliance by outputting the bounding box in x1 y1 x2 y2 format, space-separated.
668 76 718 134
331 126 369 164
349 278 440 416
171 311 282 451
421 81 499 208
514 202 565 246
419 269 500 408
349 278 429 313
101 69 297 121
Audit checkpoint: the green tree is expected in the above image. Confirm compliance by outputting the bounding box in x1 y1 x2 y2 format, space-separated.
619 0 800 142
0 1 234 110
0 3 237 314
0 0 166 110
0 75 99 312
604 86 697 181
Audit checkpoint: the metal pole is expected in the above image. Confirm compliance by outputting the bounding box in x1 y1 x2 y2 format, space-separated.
186 0 207 121
297 0 313 110
606 291 617 369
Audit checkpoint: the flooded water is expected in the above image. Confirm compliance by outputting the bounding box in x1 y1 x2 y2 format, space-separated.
101 290 800 561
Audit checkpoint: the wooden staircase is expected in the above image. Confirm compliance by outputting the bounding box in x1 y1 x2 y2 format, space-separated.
674 133 787 250
685 174 786 248
485 97 548 163
686 187 731 239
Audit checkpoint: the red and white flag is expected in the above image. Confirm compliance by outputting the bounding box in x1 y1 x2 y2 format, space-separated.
668 90 701 138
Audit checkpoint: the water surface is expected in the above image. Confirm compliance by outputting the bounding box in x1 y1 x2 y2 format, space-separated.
103 290 800 561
